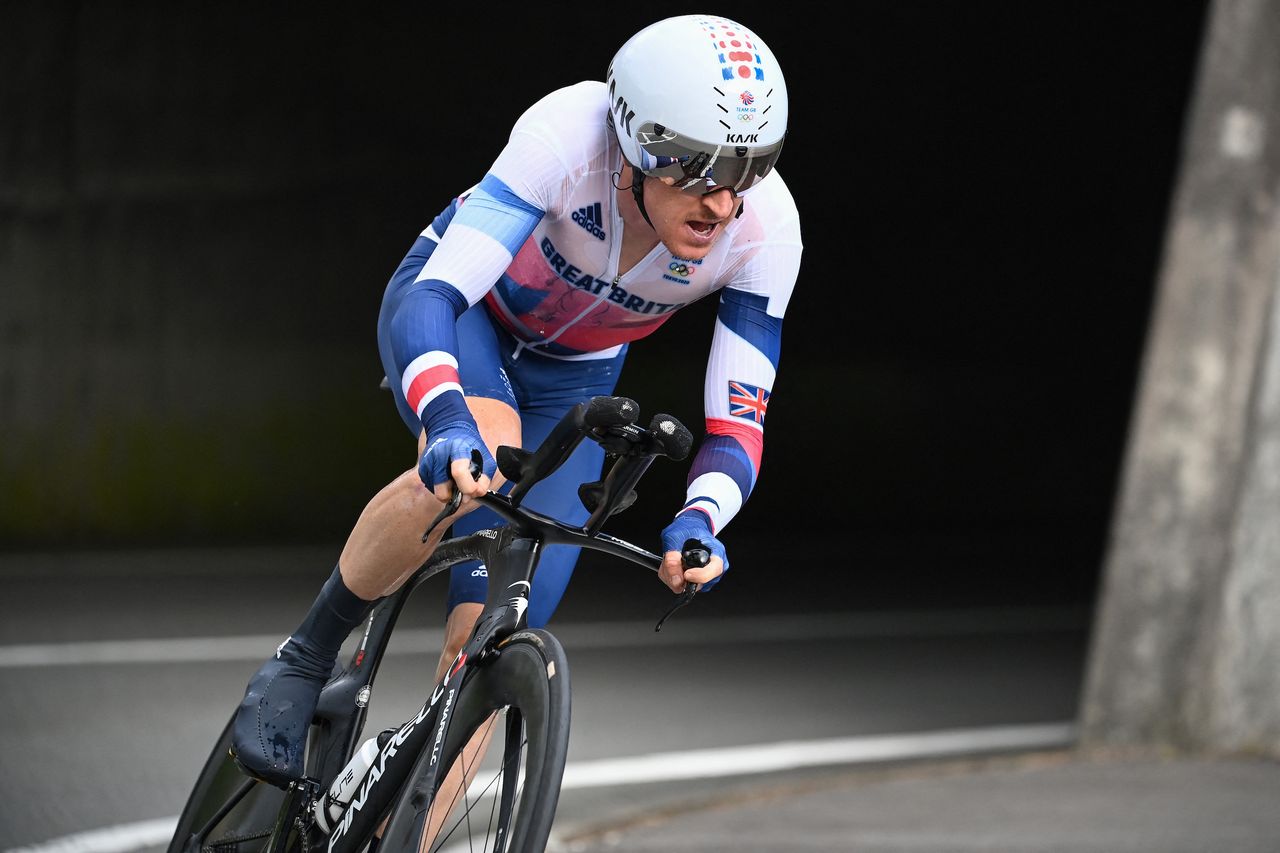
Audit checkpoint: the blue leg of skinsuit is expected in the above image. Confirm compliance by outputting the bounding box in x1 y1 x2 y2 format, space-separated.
377 233 627 629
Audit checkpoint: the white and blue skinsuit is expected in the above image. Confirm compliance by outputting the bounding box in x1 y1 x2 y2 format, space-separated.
376 81 802 627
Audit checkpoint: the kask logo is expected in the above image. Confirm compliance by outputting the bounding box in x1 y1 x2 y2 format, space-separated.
607 76 635 136
571 203 606 240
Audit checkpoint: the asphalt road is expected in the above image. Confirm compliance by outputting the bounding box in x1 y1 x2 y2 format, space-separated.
0 548 1088 850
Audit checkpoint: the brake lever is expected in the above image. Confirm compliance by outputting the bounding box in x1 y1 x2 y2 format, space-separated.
654 539 710 633
421 449 484 543
654 582 700 633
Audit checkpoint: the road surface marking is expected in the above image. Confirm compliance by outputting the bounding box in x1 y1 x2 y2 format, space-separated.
560 721 1076 788
3 722 1075 853
0 608 1085 668
3 819 176 853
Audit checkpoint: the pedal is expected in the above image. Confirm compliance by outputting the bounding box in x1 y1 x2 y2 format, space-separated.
496 445 532 483
578 480 638 515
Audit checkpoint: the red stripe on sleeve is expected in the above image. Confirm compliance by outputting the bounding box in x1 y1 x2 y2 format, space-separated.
706 417 764 471
406 363 461 413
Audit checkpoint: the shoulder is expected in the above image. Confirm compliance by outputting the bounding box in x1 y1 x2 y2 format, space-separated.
715 169 802 310
737 170 801 243
506 81 613 169
721 169 802 262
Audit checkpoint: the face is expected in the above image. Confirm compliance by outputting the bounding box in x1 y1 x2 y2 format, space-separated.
621 165 739 260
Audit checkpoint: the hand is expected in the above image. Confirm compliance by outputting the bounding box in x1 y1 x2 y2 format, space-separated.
659 512 728 594
418 421 496 503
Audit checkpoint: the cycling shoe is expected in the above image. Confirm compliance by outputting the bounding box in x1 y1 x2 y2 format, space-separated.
230 635 334 787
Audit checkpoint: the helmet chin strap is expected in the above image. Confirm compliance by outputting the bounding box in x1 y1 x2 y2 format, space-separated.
630 172 656 230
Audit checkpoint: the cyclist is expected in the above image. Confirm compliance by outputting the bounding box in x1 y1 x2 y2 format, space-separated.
232 14 801 786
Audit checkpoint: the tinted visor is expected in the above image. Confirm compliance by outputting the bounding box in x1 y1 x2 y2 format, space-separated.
634 122 784 195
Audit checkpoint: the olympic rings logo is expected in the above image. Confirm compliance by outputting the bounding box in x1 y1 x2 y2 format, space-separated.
669 262 696 277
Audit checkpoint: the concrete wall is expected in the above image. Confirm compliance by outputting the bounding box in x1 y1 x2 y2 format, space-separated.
1082 0 1280 755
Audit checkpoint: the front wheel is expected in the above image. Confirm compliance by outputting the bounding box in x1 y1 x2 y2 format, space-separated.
382 629 571 853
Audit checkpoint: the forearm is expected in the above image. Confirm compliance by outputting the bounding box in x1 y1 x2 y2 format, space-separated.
679 426 761 534
389 282 473 435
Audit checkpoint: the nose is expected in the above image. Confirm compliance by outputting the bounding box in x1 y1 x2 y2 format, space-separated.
700 187 737 220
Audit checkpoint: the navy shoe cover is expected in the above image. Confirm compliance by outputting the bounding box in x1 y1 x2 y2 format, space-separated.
231 635 335 786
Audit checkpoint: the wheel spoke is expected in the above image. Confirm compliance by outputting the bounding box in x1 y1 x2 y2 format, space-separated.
410 634 566 853
429 714 493 851
429 714 532 853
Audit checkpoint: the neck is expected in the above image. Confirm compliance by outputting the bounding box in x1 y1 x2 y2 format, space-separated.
615 165 660 275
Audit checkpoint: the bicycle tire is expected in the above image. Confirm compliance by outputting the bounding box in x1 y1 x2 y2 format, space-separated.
382 628 571 853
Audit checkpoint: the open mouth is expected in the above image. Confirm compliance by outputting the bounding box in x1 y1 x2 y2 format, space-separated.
687 220 718 238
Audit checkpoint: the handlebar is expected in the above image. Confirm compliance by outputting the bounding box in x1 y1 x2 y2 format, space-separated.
414 396 708 628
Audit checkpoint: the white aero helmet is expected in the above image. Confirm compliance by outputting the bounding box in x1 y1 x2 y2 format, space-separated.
607 14 788 196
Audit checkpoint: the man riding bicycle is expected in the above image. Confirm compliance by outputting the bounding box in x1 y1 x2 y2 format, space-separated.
231 13 802 787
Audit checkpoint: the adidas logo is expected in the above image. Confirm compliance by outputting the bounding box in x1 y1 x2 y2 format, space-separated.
571 203 607 240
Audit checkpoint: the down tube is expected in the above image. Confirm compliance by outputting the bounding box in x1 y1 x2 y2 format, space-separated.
322 679 452 853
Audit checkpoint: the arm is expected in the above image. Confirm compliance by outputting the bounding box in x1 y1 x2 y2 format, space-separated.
684 287 779 529
659 219 801 592
389 174 543 443
388 174 543 496
658 288 783 590
392 86 598 496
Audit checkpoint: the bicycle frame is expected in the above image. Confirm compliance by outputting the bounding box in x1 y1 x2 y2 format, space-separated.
326 501 671 853
175 397 696 853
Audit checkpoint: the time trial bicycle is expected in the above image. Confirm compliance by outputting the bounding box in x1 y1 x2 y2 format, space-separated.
167 395 708 853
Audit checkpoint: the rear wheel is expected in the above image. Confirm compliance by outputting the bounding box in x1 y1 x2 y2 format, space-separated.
383 629 571 853
166 715 295 853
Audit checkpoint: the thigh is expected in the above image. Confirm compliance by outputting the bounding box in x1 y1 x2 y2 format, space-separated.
446 347 628 625
504 350 629 626
516 407 606 628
